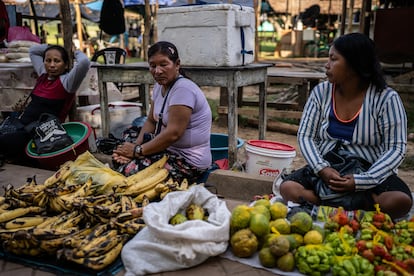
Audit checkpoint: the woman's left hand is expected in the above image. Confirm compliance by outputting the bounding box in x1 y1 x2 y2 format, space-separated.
113 142 135 159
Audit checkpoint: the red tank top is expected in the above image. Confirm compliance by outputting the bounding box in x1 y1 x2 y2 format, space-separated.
32 74 68 100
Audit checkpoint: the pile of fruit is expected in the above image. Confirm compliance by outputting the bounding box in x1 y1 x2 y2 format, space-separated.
229 197 414 275
0 151 194 271
169 203 208 225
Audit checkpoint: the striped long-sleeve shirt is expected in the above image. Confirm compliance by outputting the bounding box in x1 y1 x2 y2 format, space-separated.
298 81 407 191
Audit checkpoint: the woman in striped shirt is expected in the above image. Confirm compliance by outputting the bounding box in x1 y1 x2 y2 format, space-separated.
279 33 412 220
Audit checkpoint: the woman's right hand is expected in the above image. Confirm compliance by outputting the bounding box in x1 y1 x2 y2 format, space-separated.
318 167 349 192
318 167 343 184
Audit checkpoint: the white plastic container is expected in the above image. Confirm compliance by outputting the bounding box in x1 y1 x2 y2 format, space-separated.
245 140 296 178
158 4 255 66
76 101 142 141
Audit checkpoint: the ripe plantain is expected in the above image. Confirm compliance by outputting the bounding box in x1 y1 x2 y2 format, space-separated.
122 155 168 188
3 216 48 230
63 229 94 249
43 161 74 187
78 223 111 245
122 168 169 196
63 242 123 271
55 213 85 230
48 196 68 213
73 234 127 258
134 188 162 203
16 176 45 194
60 178 93 203
0 227 35 240
120 195 136 212
34 214 61 229
112 218 146 235
74 229 118 256
44 182 86 197
39 236 67 254
0 206 44 223
114 207 143 223
5 197 30 209
48 211 78 229
73 194 109 206
93 202 122 218
4 184 36 203
154 183 168 193
32 227 79 240
33 191 48 207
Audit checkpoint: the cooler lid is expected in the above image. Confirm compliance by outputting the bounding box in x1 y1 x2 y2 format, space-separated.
158 4 253 14
247 140 295 151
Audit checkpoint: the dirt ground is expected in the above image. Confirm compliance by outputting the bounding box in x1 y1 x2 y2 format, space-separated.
206 85 414 192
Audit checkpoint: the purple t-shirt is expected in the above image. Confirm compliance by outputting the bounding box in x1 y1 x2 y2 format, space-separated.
152 77 212 169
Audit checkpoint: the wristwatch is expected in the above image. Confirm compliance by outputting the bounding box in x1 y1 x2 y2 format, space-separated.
134 145 143 157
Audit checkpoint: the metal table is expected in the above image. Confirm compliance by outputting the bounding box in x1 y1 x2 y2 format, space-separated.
94 62 272 166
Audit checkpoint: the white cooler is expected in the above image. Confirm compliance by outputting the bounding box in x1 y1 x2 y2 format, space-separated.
158 4 255 67
76 101 143 147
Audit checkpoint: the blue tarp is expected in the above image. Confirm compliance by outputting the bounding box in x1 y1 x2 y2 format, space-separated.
86 0 174 11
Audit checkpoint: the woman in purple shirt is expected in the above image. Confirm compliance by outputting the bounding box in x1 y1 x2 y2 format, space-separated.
113 41 212 183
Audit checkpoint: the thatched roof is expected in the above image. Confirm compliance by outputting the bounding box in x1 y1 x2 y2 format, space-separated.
268 0 364 15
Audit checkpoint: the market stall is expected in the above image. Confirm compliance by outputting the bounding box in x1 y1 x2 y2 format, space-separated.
94 62 272 167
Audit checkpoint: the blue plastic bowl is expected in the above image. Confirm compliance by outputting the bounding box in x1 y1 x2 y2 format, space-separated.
210 133 244 161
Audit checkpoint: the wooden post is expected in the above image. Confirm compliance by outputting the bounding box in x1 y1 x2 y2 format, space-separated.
347 0 355 34
59 0 75 120
143 0 151 61
340 0 347 35
58 0 73 63
28 0 39 36
74 0 83 52
254 0 260 62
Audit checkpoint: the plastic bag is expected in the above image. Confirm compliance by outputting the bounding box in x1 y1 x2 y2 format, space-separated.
7 26 40 43
31 113 73 154
0 112 25 135
121 185 231 275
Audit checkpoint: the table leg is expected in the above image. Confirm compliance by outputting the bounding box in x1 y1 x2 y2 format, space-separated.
258 81 267 140
98 69 110 138
297 82 308 110
227 78 238 167
139 83 150 116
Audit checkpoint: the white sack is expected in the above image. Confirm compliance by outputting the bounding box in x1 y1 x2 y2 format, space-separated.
121 185 231 275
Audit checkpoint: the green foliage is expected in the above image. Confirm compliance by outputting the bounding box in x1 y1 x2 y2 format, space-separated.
207 98 218 122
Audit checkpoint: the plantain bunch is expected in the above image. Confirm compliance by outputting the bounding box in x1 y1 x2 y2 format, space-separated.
57 223 130 271
0 151 198 270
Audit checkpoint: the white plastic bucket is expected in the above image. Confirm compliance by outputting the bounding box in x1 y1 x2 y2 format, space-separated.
245 140 296 178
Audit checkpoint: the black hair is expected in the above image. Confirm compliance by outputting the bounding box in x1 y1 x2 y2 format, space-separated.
147 41 187 77
333 32 386 91
43 45 70 72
